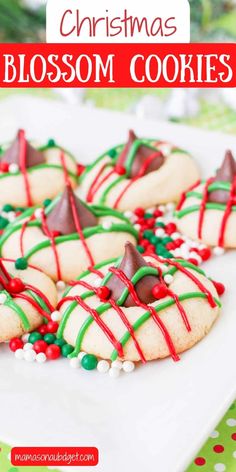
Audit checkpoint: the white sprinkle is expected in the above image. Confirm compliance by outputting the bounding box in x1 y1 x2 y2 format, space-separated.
164 274 174 285
34 207 43 219
111 360 123 370
69 357 81 369
24 349 36 362
210 430 219 438
190 251 202 264
21 333 30 343
78 351 86 361
56 280 66 291
23 342 33 351
97 360 110 373
15 348 24 360
156 217 164 223
213 246 225 256
134 224 141 231
109 367 120 378
155 228 165 237
214 464 226 472
7 211 16 222
124 210 133 219
51 310 61 321
166 202 175 212
102 221 112 230
9 163 19 173
158 205 166 212
1 211 8 218
122 361 135 373
226 418 236 427
172 248 182 258
147 207 155 213
172 232 181 240
36 352 47 364
0 293 7 304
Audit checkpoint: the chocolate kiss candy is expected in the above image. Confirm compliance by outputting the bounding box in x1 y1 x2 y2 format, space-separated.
116 130 164 178
0 261 10 291
46 186 97 235
208 150 236 204
1 130 45 169
106 242 160 307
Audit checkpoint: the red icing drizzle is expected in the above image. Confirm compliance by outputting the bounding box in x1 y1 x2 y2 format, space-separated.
176 179 201 211
218 176 236 247
20 215 35 257
18 130 33 207
59 294 124 358
87 163 115 203
148 253 217 308
113 151 163 209
109 267 180 362
41 210 62 281
24 283 55 314
12 293 51 321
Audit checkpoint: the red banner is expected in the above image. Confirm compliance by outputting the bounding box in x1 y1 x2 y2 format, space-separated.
0 43 235 87
11 446 99 466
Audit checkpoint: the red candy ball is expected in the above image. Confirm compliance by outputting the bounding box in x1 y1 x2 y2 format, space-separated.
51 230 61 238
115 165 126 175
152 283 168 299
0 162 9 173
45 344 61 360
212 280 225 296
146 218 155 228
134 207 145 217
77 163 85 176
7 278 25 294
199 247 211 261
165 222 177 235
34 340 48 354
166 242 175 251
38 325 48 335
9 337 23 352
97 286 111 301
47 321 59 334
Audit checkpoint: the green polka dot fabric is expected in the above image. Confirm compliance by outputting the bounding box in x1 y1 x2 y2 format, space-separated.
0 402 235 471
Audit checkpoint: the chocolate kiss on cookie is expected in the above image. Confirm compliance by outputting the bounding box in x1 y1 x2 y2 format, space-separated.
208 150 236 204
46 186 97 235
106 242 160 307
1 129 45 168
116 130 164 178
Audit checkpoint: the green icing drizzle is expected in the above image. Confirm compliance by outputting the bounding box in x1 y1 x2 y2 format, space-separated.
176 203 236 219
4 296 31 331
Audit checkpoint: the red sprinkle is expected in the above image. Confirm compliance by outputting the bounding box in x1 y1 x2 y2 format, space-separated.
77 163 85 176
199 247 211 261
115 165 126 175
174 238 184 247
97 286 111 301
33 340 48 354
213 445 224 453
146 218 155 228
165 222 177 235
7 278 25 294
38 325 48 335
153 209 163 218
152 283 168 300
194 457 206 466
166 242 176 251
134 207 145 217
45 344 61 360
46 321 59 333
9 337 24 352
212 280 225 296
188 258 199 266
0 162 9 173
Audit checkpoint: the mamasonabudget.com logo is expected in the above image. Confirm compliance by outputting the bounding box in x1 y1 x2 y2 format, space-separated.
10 447 99 466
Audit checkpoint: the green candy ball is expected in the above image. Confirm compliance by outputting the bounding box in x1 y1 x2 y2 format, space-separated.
0 216 8 229
108 148 117 158
144 213 153 219
54 338 66 347
43 198 52 208
47 138 56 147
136 245 145 254
15 257 28 270
2 203 14 212
143 230 153 239
44 333 56 344
155 221 165 228
150 235 158 245
61 344 74 358
81 353 98 370
162 237 173 244
29 332 43 343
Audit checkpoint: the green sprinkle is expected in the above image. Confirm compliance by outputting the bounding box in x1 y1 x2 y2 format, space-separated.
150 235 158 245
44 333 56 344
43 198 52 207
0 216 8 229
2 204 14 212
144 213 153 219
15 257 28 270
107 148 117 158
54 338 66 347
29 332 43 343
143 230 153 239
47 138 56 147
162 237 173 244
61 344 74 357
155 221 165 228
136 245 145 254
81 353 98 370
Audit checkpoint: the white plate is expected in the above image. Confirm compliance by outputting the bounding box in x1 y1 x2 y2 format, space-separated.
0 96 236 472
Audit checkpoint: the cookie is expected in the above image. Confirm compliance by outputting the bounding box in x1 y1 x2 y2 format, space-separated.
0 130 78 207
0 258 57 342
78 130 199 211
0 186 137 282
57 242 220 362
176 150 236 248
